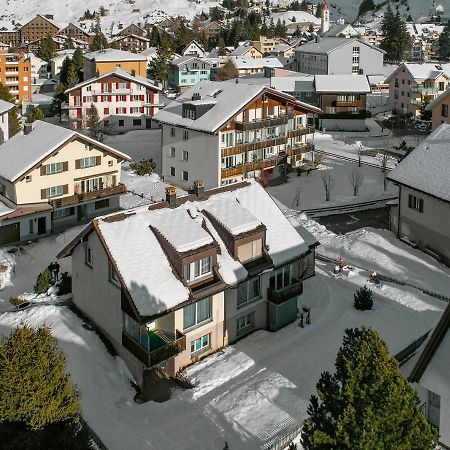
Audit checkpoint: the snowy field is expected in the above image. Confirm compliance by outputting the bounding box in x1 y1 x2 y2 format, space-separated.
267 154 397 211
0 220 448 449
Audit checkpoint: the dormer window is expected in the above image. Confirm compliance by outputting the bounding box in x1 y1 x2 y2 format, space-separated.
237 238 262 263
183 256 212 283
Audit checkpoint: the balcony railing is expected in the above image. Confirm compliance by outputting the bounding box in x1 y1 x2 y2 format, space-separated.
287 126 315 138
410 85 438 95
221 156 284 178
48 183 126 209
267 279 304 305
122 329 186 367
221 136 288 157
287 143 314 157
234 113 293 131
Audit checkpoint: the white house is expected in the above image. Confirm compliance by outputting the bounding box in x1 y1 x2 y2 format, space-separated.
51 49 76 77
388 124 450 265
65 68 161 130
153 79 321 190
57 180 317 391
0 99 13 144
181 40 206 58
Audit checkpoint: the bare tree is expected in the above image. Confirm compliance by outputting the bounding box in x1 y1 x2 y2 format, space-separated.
381 149 389 191
349 167 364 196
320 170 333 201
355 140 363 167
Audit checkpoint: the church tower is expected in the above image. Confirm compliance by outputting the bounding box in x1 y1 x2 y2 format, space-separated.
321 1 330 34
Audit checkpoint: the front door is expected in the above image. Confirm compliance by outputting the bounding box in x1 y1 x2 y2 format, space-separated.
37 217 46 235
77 204 87 222
146 118 152 129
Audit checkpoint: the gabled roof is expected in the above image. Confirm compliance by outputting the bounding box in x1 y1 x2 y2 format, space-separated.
0 99 14 115
385 63 450 84
0 121 131 183
425 88 450 111
84 48 146 62
409 302 450 383
171 55 212 67
230 42 262 57
324 23 359 38
110 34 150 43
181 40 205 55
295 37 385 55
387 123 450 203
152 80 321 134
230 56 284 69
64 68 161 94
58 180 313 318
21 15 61 30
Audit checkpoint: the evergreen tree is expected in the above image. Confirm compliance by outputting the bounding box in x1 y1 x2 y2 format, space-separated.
0 84 20 138
174 20 195 54
37 35 56 63
59 57 72 87
215 59 239 80
51 83 66 123
66 63 80 89
218 37 227 56
353 285 374 310
26 106 45 124
0 325 80 429
301 327 437 449
380 7 411 63
148 25 161 47
65 36 74 50
90 19 109 52
358 0 375 17
315 2 322 18
438 20 450 60
87 103 102 140
149 37 172 87
71 47 84 71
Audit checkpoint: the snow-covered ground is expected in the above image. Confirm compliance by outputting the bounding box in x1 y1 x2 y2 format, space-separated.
0 217 448 449
267 154 397 211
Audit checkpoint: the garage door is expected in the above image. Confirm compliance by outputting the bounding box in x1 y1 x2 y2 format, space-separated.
0 222 20 246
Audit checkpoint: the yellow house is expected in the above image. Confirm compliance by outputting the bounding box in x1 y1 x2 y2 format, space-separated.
83 48 148 80
0 120 131 246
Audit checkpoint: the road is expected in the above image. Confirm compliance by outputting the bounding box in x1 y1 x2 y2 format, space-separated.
315 207 390 234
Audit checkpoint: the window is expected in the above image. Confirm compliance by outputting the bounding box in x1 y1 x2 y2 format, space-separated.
237 277 260 307
408 194 424 213
183 130 189 140
170 127 175 136
183 297 212 330
119 119 124 127
46 185 63 198
190 333 210 356
85 245 93 267
182 170 188 181
108 160 113 167
79 156 97 168
182 150 189 161
237 239 262 262
108 260 120 287
45 162 64 175
53 207 75 218
237 313 253 332
133 119 141 126
183 256 212 282
439 81 445 91
270 265 292 291
442 104 448 118
95 198 110 210
170 166 176 177
170 147 175 157
25 175 32 182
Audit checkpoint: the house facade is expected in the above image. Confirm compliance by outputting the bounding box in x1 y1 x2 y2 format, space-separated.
181 40 206 58
83 49 148 80
0 51 32 105
426 89 450 129
58 180 317 391
19 15 60 44
153 80 321 190
169 56 213 92
294 38 384 76
110 35 150 53
0 99 12 143
0 121 130 246
65 69 161 130
388 124 450 266
386 63 450 116
59 23 94 45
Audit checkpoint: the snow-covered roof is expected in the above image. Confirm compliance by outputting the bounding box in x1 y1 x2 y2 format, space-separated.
0 99 14 115
425 88 450 111
0 199 14 219
65 68 161 93
150 207 213 253
387 63 450 82
230 56 284 70
230 42 259 56
271 10 320 25
0 120 131 182
314 75 370 93
60 180 312 317
84 48 146 62
140 47 157 57
152 80 321 133
296 37 384 55
387 124 450 203
270 75 313 93
324 23 359 37
110 34 150 43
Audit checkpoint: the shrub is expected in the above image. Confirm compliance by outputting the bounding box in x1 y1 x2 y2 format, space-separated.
130 159 156 176
34 269 52 294
57 272 72 296
354 285 374 310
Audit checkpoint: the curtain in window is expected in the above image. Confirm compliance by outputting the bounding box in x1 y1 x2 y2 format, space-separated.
237 282 248 305
183 303 196 329
197 297 211 323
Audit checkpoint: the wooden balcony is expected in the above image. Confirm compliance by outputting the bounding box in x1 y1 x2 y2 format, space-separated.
221 136 288 157
221 157 284 178
267 279 303 305
122 329 186 367
287 126 315 138
234 113 293 131
287 143 314 157
335 100 364 107
48 183 126 209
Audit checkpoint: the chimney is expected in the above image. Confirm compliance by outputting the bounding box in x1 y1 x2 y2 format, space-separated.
23 123 33 135
193 180 205 199
165 185 177 206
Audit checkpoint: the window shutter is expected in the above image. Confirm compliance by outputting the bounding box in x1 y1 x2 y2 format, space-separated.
75 159 81 169
96 156 101 166
41 188 47 199
83 96 86 102
40 165 46 176
63 161 68 172
116 107 119 114
63 185 68 195
141 106 144 113
116 82 119 89
141 95 144 101
109 83 112 92
101 83 104 93
126 82 131 89
94 96 98 102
